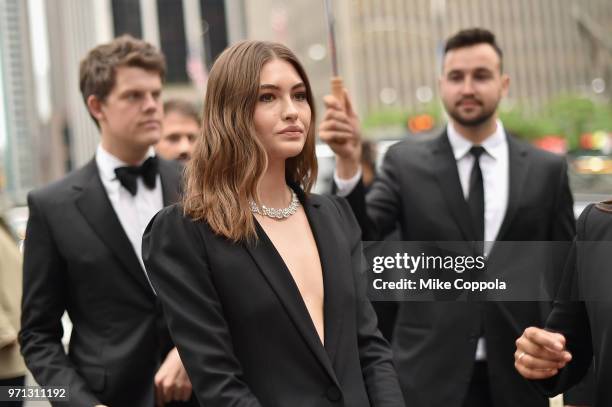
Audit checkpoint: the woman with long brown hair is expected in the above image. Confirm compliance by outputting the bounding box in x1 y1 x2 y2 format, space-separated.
142 40 404 406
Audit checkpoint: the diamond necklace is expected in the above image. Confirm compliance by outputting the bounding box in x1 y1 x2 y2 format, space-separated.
249 189 300 219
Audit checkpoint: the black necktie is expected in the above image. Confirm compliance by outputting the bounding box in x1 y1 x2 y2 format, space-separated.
467 146 485 243
114 156 159 196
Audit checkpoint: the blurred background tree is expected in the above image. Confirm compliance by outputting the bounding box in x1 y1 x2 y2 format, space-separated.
362 95 612 153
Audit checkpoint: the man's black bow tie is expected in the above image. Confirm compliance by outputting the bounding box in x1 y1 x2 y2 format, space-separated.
114 156 159 196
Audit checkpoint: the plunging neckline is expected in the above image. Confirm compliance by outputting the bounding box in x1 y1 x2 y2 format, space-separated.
242 191 349 380
252 213 326 347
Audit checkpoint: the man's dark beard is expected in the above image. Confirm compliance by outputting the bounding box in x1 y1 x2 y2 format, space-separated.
447 103 497 127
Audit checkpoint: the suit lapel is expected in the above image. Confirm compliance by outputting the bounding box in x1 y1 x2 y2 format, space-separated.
243 192 341 387
302 195 345 366
74 160 154 298
496 134 529 240
158 159 182 206
431 132 476 241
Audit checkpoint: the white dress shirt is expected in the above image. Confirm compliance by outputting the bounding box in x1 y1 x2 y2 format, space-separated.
95 144 164 274
448 121 509 360
334 121 511 360
447 120 509 247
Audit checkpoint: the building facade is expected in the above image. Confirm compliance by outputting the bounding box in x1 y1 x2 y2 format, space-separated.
244 0 612 120
0 0 40 205
43 0 230 170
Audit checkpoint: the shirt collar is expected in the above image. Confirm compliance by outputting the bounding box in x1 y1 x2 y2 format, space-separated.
447 120 507 161
95 144 156 183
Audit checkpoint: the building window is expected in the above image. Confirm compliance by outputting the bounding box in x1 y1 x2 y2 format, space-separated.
157 0 188 83
199 0 228 68
111 0 142 38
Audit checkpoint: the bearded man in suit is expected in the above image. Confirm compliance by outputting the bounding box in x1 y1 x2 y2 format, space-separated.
320 28 577 407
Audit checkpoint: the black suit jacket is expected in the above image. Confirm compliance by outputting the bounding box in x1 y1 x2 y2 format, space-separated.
536 203 612 406
142 192 405 407
345 131 575 407
19 158 186 407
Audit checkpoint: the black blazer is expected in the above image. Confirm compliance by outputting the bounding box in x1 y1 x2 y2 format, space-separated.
536 202 612 406
345 131 576 407
142 191 405 407
19 158 187 407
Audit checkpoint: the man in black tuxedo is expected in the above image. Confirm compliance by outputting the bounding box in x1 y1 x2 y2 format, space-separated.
20 35 196 407
320 28 576 407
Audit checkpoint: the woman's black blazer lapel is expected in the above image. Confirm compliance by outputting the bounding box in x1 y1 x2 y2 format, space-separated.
303 194 349 366
243 192 350 387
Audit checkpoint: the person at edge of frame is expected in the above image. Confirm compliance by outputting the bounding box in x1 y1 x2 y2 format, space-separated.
0 215 27 407
155 99 200 164
515 199 612 406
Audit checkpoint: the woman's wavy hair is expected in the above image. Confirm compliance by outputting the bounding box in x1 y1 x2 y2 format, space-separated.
183 40 317 242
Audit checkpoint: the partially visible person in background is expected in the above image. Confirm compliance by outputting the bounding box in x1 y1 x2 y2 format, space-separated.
514 202 612 406
0 215 26 407
330 140 376 193
361 140 377 191
155 99 200 163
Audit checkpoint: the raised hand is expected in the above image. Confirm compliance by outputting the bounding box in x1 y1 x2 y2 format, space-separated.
319 90 363 179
